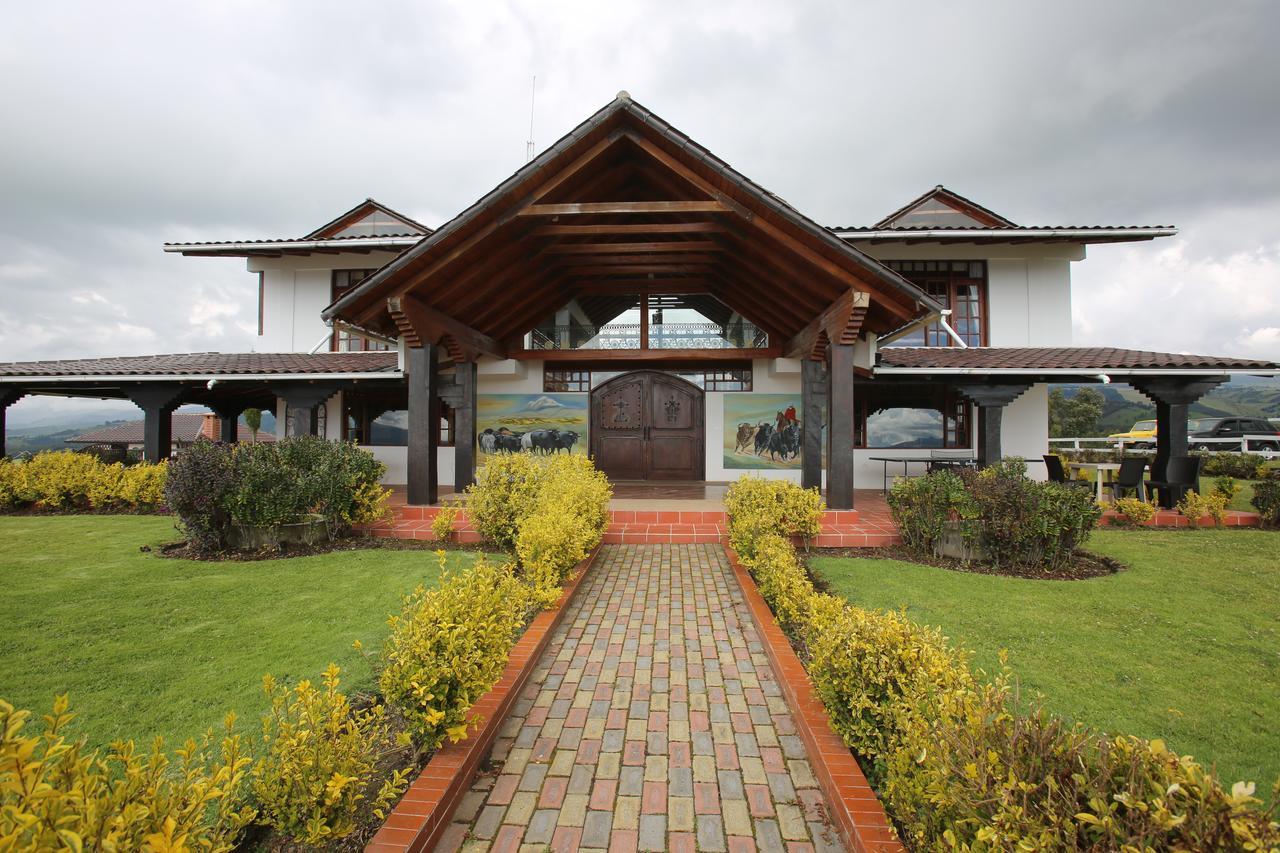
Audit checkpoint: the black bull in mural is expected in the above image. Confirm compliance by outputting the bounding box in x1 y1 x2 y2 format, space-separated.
477 427 580 455
737 419 802 462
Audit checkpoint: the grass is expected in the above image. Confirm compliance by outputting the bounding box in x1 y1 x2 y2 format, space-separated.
0 515 489 752
811 529 1280 794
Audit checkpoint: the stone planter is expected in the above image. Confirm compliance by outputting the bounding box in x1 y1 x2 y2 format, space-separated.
229 513 328 550
936 520 988 561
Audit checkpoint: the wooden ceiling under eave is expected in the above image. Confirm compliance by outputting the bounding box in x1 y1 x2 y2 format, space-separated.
326 95 937 353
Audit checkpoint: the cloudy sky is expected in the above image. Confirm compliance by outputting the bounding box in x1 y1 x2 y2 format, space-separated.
2 1 1278 420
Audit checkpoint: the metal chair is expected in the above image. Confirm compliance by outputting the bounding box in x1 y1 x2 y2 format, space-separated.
1109 457 1148 501
1146 455 1202 507
1044 455 1092 491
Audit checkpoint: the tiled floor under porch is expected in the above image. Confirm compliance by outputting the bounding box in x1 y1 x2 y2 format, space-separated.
436 544 846 853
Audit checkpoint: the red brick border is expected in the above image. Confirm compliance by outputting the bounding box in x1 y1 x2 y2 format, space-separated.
725 545 904 853
365 545 602 852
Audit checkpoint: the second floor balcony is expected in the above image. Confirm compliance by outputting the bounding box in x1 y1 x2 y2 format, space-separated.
527 320 769 351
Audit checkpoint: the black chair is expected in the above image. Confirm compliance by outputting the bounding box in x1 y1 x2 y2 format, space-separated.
1109 457 1148 501
1146 455 1202 507
1044 455 1094 492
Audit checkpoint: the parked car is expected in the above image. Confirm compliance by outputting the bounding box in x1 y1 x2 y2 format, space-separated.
1187 417 1280 451
1108 419 1157 448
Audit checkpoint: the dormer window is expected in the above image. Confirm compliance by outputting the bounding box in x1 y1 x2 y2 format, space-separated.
883 260 986 347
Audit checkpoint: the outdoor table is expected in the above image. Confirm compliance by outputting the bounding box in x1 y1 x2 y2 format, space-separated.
867 455 975 493
1068 461 1125 503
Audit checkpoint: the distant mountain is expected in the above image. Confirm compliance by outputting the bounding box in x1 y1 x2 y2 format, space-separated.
1053 378 1280 436
5 409 276 454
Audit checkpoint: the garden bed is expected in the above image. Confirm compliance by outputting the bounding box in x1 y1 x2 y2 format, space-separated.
151 534 493 562
809 544 1123 580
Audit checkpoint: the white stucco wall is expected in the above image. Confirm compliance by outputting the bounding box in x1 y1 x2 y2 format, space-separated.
1001 383 1050 479
249 251 403 352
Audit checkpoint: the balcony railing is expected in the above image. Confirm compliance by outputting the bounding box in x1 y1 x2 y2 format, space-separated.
527 322 768 351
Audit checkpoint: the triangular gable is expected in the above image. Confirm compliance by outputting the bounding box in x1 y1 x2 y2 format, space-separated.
323 93 944 351
874 185 1017 229
306 199 431 239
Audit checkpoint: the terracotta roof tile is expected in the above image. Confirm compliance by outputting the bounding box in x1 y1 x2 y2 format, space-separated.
878 347 1277 371
0 351 400 378
66 413 274 445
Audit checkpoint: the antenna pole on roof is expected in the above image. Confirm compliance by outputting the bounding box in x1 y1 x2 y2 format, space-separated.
526 76 537 163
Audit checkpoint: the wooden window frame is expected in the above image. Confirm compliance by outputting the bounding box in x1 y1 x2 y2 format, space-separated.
330 270 391 352
852 385 972 450
884 261 989 347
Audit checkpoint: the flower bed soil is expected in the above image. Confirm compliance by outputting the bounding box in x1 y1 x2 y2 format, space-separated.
151 536 493 562
808 545 1124 580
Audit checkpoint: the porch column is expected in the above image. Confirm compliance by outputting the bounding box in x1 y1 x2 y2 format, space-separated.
210 403 245 444
126 385 187 462
454 359 478 493
1 390 25 458
956 384 1030 466
1129 376 1226 507
271 384 339 437
800 358 825 491
407 344 440 506
826 342 855 509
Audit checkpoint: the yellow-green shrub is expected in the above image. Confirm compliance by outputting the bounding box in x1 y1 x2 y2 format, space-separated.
514 455 612 606
1112 495 1157 527
0 450 167 511
0 695 255 851
1178 488 1229 528
884 668 1280 850
804 594 972 784
740 532 816 630
253 664 409 846
724 476 824 559
431 501 460 541
380 555 533 749
465 453 543 550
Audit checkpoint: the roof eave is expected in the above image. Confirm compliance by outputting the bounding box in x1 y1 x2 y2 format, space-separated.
834 227 1178 243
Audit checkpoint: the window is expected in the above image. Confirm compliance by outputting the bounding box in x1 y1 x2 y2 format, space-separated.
543 366 753 392
343 389 451 446
883 260 987 347
331 270 392 351
853 385 970 449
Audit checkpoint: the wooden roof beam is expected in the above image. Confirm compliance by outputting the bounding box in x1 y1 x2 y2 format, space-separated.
542 241 725 254
530 222 727 236
783 290 871 359
554 253 721 267
516 201 729 217
389 295 506 361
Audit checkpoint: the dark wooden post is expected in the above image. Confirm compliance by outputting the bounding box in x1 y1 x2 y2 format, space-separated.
210 403 245 444
801 358 825 491
454 359 478 493
826 342 855 509
126 385 187 462
1 390 25 458
407 344 440 506
1130 377 1225 507
956 384 1030 466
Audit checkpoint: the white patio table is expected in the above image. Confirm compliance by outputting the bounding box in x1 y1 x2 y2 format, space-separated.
1068 461 1122 503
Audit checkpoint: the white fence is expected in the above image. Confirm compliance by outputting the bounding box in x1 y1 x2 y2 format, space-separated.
1048 435 1280 459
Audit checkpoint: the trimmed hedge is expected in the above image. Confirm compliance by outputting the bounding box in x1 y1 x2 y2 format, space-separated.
726 476 1280 850
0 451 167 512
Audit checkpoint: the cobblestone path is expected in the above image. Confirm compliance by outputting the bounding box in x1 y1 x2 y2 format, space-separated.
440 544 844 853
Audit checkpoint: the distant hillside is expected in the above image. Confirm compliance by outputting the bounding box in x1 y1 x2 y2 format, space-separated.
1052 377 1280 436
5 410 277 454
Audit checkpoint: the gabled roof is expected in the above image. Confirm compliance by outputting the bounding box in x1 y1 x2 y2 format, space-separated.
304 198 432 239
163 199 431 257
0 352 400 380
874 185 1018 229
66 413 274 445
324 92 943 348
831 185 1176 245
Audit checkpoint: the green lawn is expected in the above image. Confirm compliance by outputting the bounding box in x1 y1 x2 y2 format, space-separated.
811 530 1280 793
0 515 486 752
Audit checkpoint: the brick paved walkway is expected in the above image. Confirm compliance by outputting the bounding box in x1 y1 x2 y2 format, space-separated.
439 544 844 853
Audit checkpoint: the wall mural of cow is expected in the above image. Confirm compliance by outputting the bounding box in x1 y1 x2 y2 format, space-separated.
475 393 589 462
723 394 806 469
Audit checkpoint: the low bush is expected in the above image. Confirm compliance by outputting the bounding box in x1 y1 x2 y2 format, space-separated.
380 555 534 749
253 664 409 846
1252 479 1280 528
1111 496 1157 526
1198 451 1268 479
1178 489 1229 528
0 695 255 851
465 453 543 551
431 501 460 541
167 437 390 552
888 462 1102 570
725 473 1280 850
0 450 168 512
723 476 824 560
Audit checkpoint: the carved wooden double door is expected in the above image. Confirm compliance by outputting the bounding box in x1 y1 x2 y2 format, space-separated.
590 371 704 480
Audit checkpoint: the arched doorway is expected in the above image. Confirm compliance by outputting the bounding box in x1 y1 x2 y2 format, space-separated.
590 371 705 480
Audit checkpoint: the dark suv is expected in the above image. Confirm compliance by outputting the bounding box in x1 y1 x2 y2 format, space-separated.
1187 417 1280 451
